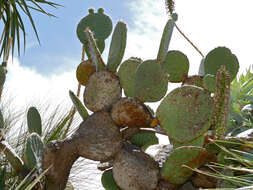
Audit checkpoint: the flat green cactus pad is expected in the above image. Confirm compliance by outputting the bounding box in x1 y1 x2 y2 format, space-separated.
101 169 121 190
76 60 96 86
77 8 112 43
130 131 158 151
204 47 239 81
134 60 168 102
96 39 105 54
182 75 204 88
156 85 213 143
117 57 142 97
161 146 209 184
203 74 216 93
83 70 122 112
107 21 127 72
27 107 42 136
111 97 153 128
24 133 44 173
170 135 205 149
162 50 189 82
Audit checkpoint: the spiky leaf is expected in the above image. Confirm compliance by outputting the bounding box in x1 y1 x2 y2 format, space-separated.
107 21 127 72
157 86 213 143
117 57 142 97
27 107 42 136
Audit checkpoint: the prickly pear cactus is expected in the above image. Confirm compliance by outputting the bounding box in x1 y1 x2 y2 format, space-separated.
170 135 205 149
101 169 121 190
129 131 158 151
203 74 216 93
76 60 96 86
27 107 42 136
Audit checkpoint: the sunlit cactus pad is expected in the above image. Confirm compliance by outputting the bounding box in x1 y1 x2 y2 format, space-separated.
27 107 42 136
76 8 112 43
162 50 189 82
111 97 153 128
117 57 142 97
134 60 168 102
76 60 96 86
170 134 205 149
101 169 121 190
160 146 210 184
157 85 213 143
203 47 239 81
83 70 122 112
71 111 123 161
113 143 159 190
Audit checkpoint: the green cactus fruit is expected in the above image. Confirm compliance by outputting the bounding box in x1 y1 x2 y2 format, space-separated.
69 90 89 120
76 60 96 86
198 58 205 76
156 85 213 143
203 74 216 93
82 29 106 71
170 135 205 149
182 75 204 88
113 143 159 190
117 57 142 97
130 131 158 151
107 21 127 72
27 107 42 136
203 47 239 81
83 70 122 112
24 133 44 173
96 39 105 54
101 169 121 190
77 8 112 42
157 19 176 62
134 60 168 102
72 111 123 161
161 146 210 184
162 50 189 82
110 97 153 128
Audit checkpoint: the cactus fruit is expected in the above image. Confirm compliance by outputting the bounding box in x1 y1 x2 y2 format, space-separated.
76 8 112 43
24 133 44 173
69 90 89 120
134 60 168 102
101 169 121 190
117 57 142 97
107 21 127 72
71 111 122 161
203 74 216 93
76 60 96 86
157 85 213 143
160 146 210 184
157 19 176 62
162 50 189 82
110 97 153 128
83 70 122 112
129 131 158 151
203 47 239 81
27 107 42 136
113 143 159 190
170 135 205 149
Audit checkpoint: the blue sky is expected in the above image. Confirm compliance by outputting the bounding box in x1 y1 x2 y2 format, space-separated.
18 0 135 74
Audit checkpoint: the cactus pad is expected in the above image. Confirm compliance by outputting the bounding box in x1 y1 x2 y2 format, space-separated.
83 70 122 112
111 97 153 128
27 107 42 136
76 8 112 43
162 50 189 82
96 39 105 54
24 133 44 173
182 75 204 88
76 60 96 86
170 135 205 149
101 169 121 190
134 60 168 102
161 146 210 184
203 74 216 93
156 85 213 143
107 21 127 72
203 47 239 81
113 143 159 190
117 57 142 97
72 111 122 161
130 131 159 151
